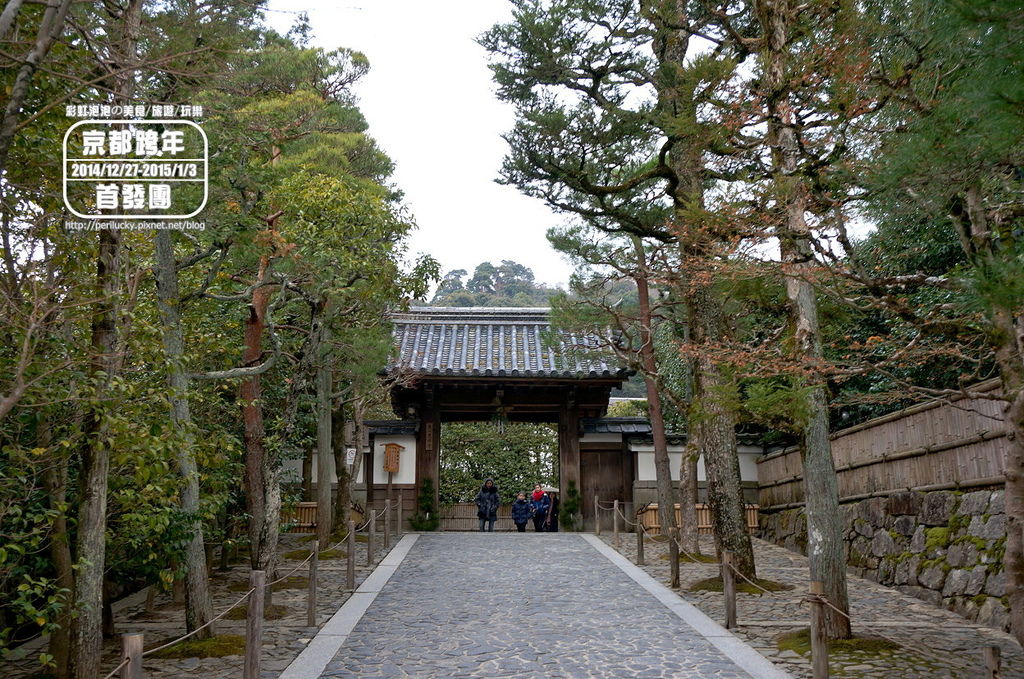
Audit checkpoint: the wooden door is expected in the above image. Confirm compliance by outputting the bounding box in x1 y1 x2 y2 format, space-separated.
580 442 631 531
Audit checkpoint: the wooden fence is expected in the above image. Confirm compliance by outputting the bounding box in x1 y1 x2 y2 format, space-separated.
438 501 759 533
758 380 1009 509
637 503 760 535
440 503 517 531
281 501 318 533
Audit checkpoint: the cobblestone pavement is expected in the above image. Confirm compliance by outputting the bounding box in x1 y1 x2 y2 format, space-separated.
2 532 392 679
598 532 1024 679
320 533 780 679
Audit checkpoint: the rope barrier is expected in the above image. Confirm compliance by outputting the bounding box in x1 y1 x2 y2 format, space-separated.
140 587 255 657
608 499 906 653
723 560 775 596
267 550 316 587
101 655 130 679
99 507 393 677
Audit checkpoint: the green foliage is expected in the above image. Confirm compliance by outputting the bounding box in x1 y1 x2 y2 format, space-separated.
430 261 560 307
439 422 557 504
559 480 582 531
606 399 648 417
743 381 813 434
409 478 439 531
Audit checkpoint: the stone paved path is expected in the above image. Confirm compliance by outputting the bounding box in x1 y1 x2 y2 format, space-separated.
319 533 785 679
599 534 1024 679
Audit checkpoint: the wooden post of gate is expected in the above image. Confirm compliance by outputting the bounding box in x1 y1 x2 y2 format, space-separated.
594 495 600 535
244 570 265 679
613 499 620 549
120 632 143 679
346 520 355 591
722 551 736 630
809 580 829 679
984 645 1002 679
636 524 645 565
384 499 391 549
306 541 318 627
367 510 376 566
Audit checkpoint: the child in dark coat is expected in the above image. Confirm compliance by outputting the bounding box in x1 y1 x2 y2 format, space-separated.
511 492 532 532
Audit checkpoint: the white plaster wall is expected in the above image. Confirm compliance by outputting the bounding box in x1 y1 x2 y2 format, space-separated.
580 433 623 443
371 434 417 485
633 444 761 483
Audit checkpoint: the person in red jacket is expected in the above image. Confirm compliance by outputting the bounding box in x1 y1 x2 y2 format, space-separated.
530 484 550 532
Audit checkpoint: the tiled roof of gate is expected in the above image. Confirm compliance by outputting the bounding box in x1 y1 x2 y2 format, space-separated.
390 307 627 378
582 417 653 435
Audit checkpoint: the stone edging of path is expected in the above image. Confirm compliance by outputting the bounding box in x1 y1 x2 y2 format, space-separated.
278 534 420 679
581 534 795 679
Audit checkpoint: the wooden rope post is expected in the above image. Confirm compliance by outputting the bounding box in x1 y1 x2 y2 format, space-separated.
306 540 318 627
244 570 265 679
613 500 620 549
984 645 1002 679
396 494 403 538
121 632 143 679
367 510 376 566
809 580 829 679
594 495 600 535
722 551 736 630
346 520 355 591
636 524 645 566
668 527 680 589
384 499 391 549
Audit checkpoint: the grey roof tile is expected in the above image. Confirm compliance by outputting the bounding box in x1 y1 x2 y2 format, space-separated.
389 307 627 379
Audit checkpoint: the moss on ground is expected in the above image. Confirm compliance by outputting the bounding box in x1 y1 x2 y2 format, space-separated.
281 548 346 560
228 575 309 592
659 551 717 564
224 603 290 621
298 531 368 544
147 634 246 659
776 627 901 657
689 575 792 594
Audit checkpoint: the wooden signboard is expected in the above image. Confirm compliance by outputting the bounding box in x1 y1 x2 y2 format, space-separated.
383 443 403 474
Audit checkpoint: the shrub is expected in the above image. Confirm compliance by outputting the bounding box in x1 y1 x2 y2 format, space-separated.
409 477 440 531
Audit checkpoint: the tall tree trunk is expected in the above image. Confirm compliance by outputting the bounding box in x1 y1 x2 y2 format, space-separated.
42 422 73 679
756 0 850 638
153 229 214 638
302 448 314 501
1000 359 1024 646
677 447 700 555
0 0 73 177
987 284 1024 644
631 237 680 583
240 259 280 598
332 404 351 530
315 323 334 545
691 311 757 579
71 5 142 675
71 233 119 679
648 0 755 579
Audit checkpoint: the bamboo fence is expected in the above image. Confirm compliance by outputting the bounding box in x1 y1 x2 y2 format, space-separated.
758 382 1009 509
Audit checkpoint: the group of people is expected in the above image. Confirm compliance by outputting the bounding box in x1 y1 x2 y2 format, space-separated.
474 480 560 533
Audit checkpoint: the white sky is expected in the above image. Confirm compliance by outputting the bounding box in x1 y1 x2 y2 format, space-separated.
264 0 575 289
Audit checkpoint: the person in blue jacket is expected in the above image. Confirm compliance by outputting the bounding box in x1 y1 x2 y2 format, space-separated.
511 491 532 532
530 484 550 532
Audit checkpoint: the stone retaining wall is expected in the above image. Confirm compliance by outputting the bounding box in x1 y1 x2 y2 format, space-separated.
758 487 1009 631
